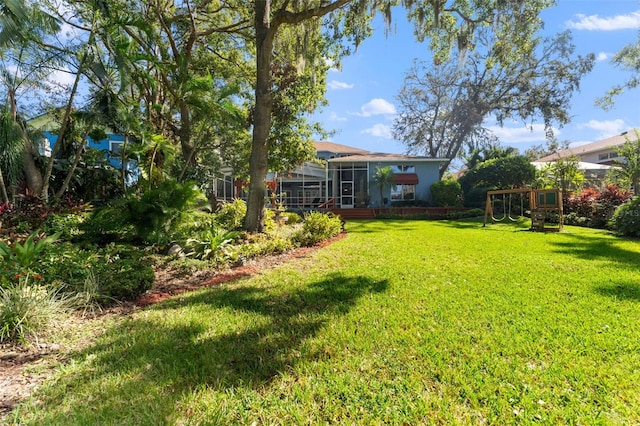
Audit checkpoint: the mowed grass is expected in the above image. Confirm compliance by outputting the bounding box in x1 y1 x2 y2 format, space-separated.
10 219 640 425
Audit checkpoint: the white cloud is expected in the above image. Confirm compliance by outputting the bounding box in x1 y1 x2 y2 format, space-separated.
355 98 396 117
566 11 640 31
578 119 627 138
486 124 556 144
596 52 612 62
328 111 347 122
47 68 76 87
327 80 354 90
362 123 393 139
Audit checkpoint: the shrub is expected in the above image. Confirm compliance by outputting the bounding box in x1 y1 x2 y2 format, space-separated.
463 186 495 209
41 243 154 304
284 211 302 224
610 197 640 238
215 199 247 230
98 257 155 302
564 185 632 229
430 180 463 207
0 277 69 343
459 156 536 195
390 200 430 207
41 213 86 241
292 212 342 247
80 201 136 244
237 233 294 259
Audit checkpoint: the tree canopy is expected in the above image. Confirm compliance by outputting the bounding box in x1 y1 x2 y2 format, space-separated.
394 30 595 177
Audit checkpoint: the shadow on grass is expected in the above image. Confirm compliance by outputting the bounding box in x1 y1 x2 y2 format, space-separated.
595 282 640 302
28 273 388 424
548 232 640 271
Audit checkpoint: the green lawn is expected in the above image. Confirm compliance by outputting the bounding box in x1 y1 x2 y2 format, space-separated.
10 219 640 425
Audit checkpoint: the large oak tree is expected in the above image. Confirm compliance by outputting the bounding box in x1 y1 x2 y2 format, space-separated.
394 29 595 177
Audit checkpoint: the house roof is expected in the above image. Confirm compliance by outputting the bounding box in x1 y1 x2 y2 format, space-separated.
327 153 448 163
538 130 638 161
532 161 618 171
313 141 370 156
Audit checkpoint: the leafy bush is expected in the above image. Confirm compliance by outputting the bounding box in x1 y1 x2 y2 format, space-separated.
80 201 136 244
463 186 495 209
284 211 302 224
41 213 86 241
459 156 536 195
292 212 342 247
610 197 640 238
0 277 69 343
564 185 632 229
41 243 154 304
237 232 294 260
98 257 155 302
389 200 430 207
442 208 484 219
215 199 247 231
430 180 463 207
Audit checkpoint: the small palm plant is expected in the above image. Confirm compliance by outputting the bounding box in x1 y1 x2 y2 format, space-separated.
372 166 395 206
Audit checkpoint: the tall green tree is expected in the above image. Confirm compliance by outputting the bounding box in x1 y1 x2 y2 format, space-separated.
597 31 640 109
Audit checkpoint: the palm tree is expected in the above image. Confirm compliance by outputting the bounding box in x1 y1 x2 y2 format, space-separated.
372 165 395 207
0 107 25 204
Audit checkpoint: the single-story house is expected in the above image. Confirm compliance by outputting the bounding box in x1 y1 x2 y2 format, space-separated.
265 142 448 209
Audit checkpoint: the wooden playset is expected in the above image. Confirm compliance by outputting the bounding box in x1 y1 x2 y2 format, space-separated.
483 188 563 232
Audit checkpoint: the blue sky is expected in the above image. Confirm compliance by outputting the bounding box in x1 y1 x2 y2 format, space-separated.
312 1 640 156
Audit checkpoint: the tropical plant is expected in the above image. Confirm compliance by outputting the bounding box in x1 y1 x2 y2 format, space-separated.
0 230 60 277
123 179 208 244
372 166 395 206
184 230 241 262
537 155 585 194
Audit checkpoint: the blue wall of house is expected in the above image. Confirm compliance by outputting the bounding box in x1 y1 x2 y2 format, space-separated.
43 131 127 169
367 161 442 207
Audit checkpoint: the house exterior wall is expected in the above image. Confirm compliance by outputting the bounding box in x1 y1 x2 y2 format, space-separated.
367 161 441 207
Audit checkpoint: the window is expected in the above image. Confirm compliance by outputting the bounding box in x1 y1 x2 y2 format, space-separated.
598 151 617 161
390 184 415 201
390 164 416 173
110 141 124 155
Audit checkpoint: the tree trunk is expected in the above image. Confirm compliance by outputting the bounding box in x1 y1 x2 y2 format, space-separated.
54 132 88 199
22 140 44 195
244 1 275 232
0 165 9 204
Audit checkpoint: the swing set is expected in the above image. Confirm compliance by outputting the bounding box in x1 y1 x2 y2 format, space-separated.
483 187 563 232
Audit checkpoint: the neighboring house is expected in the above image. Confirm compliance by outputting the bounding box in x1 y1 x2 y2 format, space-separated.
538 130 637 165
28 113 138 183
266 141 448 209
536 130 638 188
